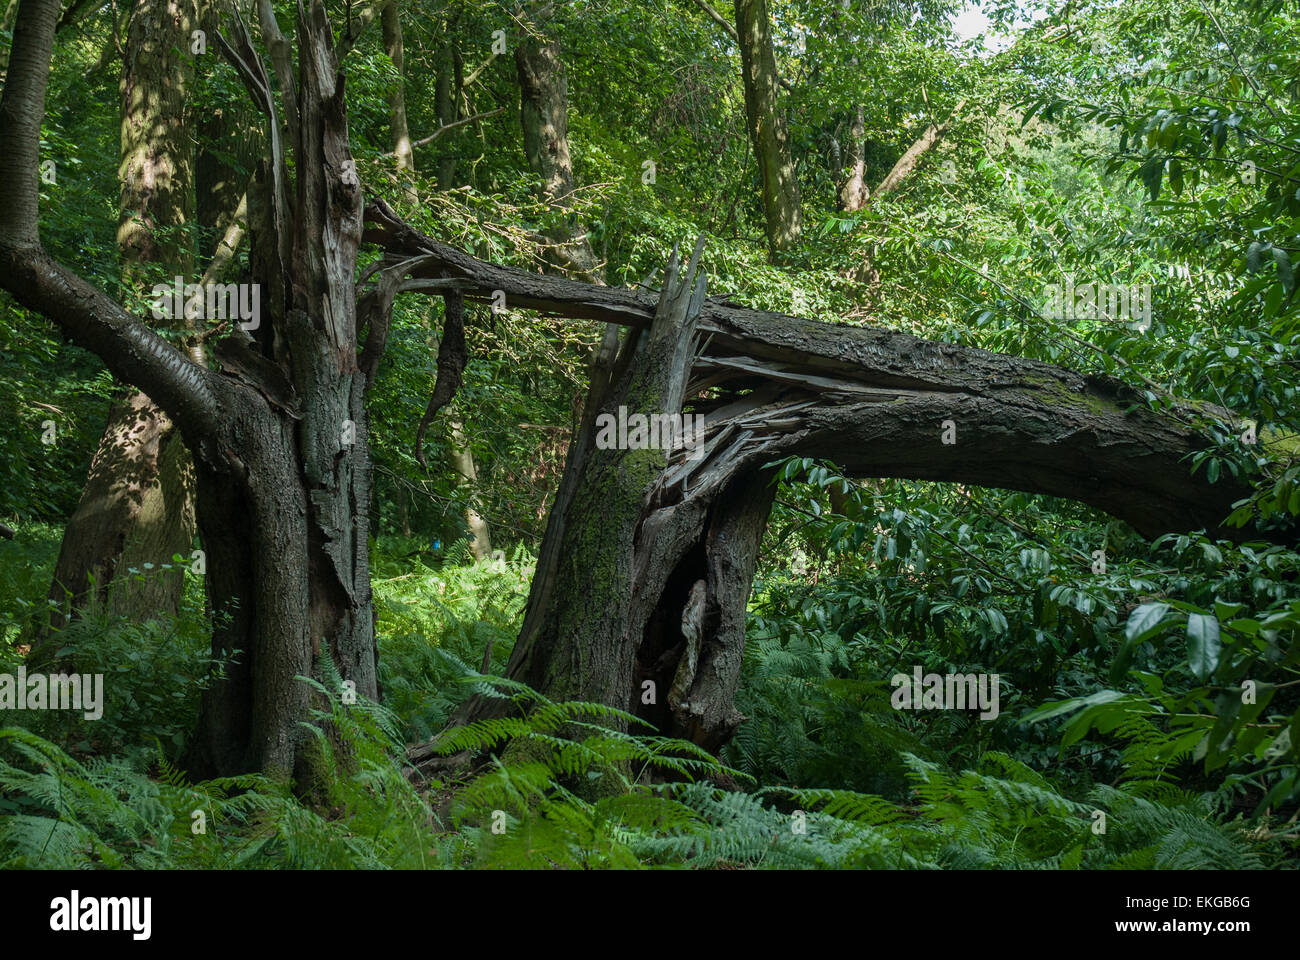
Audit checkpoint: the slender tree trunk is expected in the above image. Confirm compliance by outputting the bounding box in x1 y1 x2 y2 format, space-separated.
433 38 463 190
850 99 965 285
195 0 262 269
380 0 490 556
734 0 801 258
40 0 199 645
381 0 417 202
839 105 868 212
873 106 959 198
0 0 22 77
449 417 492 560
514 34 602 282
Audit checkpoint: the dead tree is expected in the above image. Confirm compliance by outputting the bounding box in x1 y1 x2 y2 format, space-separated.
361 201 1262 764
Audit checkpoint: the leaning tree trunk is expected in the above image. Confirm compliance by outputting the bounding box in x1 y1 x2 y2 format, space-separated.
849 99 965 286
39 0 200 645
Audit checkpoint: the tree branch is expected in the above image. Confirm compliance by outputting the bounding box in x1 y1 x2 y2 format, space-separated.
686 0 792 91
873 97 967 199
411 106 504 148
337 0 388 56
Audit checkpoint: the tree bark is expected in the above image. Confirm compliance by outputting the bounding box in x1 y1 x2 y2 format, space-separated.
40 0 200 645
381 0 416 202
734 0 801 258
872 101 964 200
449 417 492 561
1 0 378 780
838 104 868 212
514 33 602 282
42 394 195 636
365 202 1259 544
433 37 463 190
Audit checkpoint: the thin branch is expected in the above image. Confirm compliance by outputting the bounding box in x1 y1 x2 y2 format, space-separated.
690 0 736 42
338 0 388 56
1195 0 1280 121
686 0 793 90
53 0 102 32
410 106 504 148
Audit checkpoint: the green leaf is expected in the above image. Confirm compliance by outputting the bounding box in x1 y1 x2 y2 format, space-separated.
1023 689 1125 724
1186 613 1221 680
1140 156 1165 200
1126 602 1172 643
1274 247 1295 294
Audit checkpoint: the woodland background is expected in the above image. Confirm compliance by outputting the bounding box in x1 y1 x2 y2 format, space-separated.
1 0 1299 869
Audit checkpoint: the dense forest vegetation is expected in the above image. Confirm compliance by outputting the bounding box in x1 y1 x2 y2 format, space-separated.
0 0 1298 874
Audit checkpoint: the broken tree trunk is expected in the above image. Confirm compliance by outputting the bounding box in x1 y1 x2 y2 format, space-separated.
364 201 1264 766
1 0 379 781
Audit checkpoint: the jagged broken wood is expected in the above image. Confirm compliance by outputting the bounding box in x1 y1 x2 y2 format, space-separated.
360 199 1263 769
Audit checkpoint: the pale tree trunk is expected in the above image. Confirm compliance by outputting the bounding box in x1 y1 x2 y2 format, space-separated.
449 418 492 560
839 105 868 212
381 0 490 558
873 102 963 198
851 98 966 285
195 0 261 271
40 0 199 647
381 0 416 202
734 0 801 259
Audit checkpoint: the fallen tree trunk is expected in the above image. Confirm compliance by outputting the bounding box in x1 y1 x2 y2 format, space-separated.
365 199 1253 540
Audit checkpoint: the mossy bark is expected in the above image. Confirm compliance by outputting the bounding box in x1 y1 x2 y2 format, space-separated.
735 0 801 258
40 0 199 647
